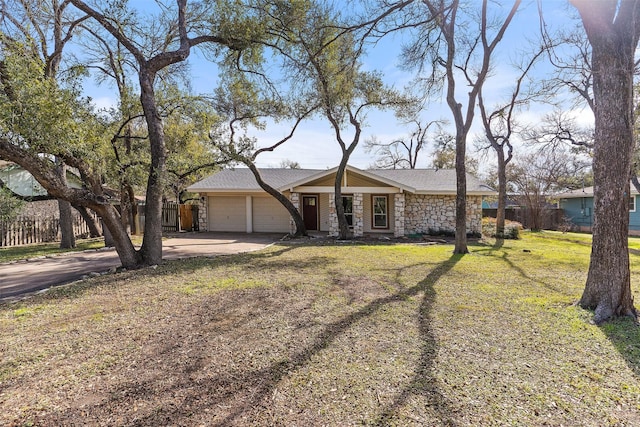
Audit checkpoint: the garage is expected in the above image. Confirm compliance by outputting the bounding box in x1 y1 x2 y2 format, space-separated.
252 197 290 232
208 196 246 232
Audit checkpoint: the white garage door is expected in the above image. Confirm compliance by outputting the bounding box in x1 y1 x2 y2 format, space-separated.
208 196 246 232
253 197 290 232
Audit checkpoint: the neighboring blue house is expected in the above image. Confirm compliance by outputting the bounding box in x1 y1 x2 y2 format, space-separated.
558 185 640 235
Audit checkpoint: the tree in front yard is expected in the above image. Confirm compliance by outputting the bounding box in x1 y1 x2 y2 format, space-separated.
405 0 523 254
571 0 640 323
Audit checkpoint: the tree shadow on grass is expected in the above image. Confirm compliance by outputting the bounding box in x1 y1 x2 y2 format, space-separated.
211 254 463 426
601 317 640 378
475 241 576 298
373 254 462 426
25 254 462 426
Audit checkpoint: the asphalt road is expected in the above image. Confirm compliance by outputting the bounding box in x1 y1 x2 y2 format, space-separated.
0 233 280 300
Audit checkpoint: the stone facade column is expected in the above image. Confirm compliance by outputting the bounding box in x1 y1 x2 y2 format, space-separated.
353 193 364 237
466 195 482 235
394 193 405 237
328 193 339 237
289 192 300 234
198 194 208 232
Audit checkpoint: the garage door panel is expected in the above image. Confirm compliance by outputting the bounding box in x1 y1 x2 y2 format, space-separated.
253 197 290 232
208 196 246 232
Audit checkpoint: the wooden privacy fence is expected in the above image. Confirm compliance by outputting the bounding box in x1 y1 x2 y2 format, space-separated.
482 208 564 231
0 213 97 247
160 202 199 233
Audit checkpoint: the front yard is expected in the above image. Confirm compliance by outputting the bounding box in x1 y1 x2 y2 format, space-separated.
1 232 639 426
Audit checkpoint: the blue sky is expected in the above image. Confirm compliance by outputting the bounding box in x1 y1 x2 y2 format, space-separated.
82 1 592 173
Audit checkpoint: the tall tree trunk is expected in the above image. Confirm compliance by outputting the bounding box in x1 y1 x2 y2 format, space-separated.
58 199 76 248
138 67 166 265
573 0 639 323
56 161 75 249
73 204 101 238
246 163 307 236
127 184 139 235
454 132 468 253
120 181 133 235
496 148 507 237
94 203 140 268
334 157 352 240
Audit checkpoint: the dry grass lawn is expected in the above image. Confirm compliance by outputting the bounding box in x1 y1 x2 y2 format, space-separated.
1 232 640 426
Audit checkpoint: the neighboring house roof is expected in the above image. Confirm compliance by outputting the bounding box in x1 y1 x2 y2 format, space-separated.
557 184 640 199
187 165 495 195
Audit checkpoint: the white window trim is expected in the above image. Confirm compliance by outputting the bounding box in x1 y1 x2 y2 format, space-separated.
630 195 636 213
372 195 389 229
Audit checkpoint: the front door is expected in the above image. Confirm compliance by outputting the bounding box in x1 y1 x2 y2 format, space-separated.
302 195 318 231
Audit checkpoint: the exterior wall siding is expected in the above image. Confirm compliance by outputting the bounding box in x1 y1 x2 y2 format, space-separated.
347 173 385 187
404 194 482 235
560 197 594 230
319 193 330 231
561 195 640 234
363 194 395 233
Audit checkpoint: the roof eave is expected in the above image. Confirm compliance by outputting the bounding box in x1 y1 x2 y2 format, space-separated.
185 187 265 193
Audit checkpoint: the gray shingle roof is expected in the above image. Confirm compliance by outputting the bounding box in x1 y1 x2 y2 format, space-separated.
187 166 495 195
188 168 323 191
369 169 494 194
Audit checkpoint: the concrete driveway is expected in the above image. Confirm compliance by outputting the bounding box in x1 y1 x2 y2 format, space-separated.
0 232 281 300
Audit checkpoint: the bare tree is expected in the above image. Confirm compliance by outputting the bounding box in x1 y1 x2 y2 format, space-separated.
365 119 446 169
407 0 522 253
477 44 547 237
509 150 588 231
278 159 301 169
571 0 640 323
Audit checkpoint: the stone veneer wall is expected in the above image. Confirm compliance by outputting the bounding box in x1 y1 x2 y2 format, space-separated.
289 192 300 234
328 193 364 237
404 194 482 235
394 193 405 237
198 195 208 231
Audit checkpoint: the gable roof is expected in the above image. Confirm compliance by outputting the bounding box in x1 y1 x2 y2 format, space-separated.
280 165 418 193
187 165 495 195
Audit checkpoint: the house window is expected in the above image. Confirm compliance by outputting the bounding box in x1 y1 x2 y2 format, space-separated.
372 195 388 228
342 196 353 226
630 195 636 212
